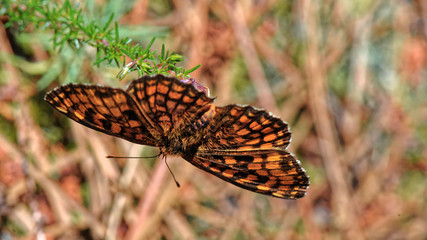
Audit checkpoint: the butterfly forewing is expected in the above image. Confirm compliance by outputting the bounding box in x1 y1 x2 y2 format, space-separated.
45 84 157 146
186 150 308 199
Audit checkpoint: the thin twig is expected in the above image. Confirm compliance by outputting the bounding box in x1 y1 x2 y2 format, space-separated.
125 157 170 240
224 0 280 114
299 0 364 239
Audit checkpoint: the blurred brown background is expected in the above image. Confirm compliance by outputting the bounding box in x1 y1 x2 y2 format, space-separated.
1 0 427 239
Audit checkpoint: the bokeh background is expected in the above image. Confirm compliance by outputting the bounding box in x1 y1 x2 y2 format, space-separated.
1 0 427 239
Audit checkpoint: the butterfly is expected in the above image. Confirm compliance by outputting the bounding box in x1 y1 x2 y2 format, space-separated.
45 75 309 199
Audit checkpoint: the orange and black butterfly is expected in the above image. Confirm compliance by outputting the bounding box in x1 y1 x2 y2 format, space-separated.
45 75 309 199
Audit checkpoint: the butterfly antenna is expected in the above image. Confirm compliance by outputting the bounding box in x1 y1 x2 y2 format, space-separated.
106 153 161 159
164 155 180 188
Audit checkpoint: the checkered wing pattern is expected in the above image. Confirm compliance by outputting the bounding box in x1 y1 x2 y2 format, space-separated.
204 105 292 150
45 84 157 146
187 105 308 199
189 150 308 199
126 75 214 134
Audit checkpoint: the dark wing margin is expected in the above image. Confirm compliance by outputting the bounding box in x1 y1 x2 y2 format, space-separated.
44 84 157 146
183 149 309 199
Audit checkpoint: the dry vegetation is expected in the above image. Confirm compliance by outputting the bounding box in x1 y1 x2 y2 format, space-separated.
1 0 427 239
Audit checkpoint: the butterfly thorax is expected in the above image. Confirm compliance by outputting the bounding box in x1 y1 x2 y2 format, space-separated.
159 134 201 158
158 104 216 157
158 127 205 158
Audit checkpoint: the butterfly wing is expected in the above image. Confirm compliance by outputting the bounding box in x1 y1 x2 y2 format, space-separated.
184 105 309 199
202 105 292 150
45 84 157 146
126 75 215 134
184 149 308 199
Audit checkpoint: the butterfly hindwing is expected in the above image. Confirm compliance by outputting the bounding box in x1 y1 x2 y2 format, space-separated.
201 105 292 151
184 149 308 199
45 84 157 146
126 75 214 134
